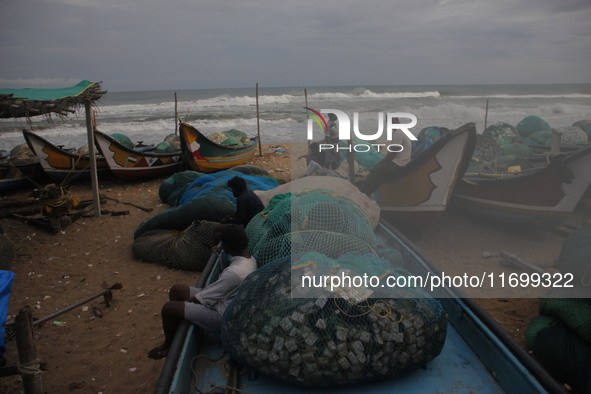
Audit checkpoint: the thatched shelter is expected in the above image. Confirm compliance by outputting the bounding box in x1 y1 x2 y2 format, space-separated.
0 80 105 119
0 80 107 217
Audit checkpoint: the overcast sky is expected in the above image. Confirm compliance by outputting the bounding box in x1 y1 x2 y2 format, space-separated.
1 0 590 92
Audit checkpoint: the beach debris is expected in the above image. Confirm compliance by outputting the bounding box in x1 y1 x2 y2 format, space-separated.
27 282 122 327
104 195 153 212
120 348 128 354
68 381 85 390
499 252 546 274
92 306 103 318
481 251 498 259
52 320 65 327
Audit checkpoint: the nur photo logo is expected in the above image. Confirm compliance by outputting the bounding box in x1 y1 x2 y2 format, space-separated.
304 107 417 153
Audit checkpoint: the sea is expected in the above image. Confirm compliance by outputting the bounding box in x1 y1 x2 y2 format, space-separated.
1 84 590 152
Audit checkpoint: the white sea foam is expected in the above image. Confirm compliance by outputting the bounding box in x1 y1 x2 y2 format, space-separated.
1 84 589 150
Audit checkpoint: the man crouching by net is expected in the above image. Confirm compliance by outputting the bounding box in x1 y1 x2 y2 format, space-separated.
148 225 256 360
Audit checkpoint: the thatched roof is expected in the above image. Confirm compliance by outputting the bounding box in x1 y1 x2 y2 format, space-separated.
0 80 106 119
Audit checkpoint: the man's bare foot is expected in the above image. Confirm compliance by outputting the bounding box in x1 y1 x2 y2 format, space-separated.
148 344 169 360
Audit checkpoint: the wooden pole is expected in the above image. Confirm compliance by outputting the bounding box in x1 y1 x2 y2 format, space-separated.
256 83 262 156
347 150 355 182
484 98 489 132
551 128 561 154
305 89 310 146
174 92 178 135
15 306 43 394
84 102 101 217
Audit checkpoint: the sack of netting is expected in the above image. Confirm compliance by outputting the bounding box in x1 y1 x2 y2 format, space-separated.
538 297 591 343
500 142 531 157
254 176 380 229
8 143 38 165
526 314 591 393
246 190 377 266
163 134 181 150
230 164 269 177
572 120 591 143
222 251 447 387
553 126 589 148
155 141 176 153
515 116 550 140
158 171 203 206
112 133 134 149
132 220 219 271
178 170 279 206
138 171 278 238
133 194 234 238
556 222 591 293
223 129 251 146
482 122 519 146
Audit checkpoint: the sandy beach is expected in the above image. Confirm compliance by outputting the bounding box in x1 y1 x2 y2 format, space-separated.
1 143 590 392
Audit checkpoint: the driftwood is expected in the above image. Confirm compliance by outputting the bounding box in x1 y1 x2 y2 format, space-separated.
0 197 39 210
499 252 549 274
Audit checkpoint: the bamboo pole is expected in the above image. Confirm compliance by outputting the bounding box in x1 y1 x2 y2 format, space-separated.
256 83 262 156
84 102 101 217
484 98 489 132
15 306 43 393
174 92 178 135
305 89 310 146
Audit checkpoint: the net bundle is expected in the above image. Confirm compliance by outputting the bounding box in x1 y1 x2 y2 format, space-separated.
526 298 591 393
222 252 447 387
132 220 219 271
207 129 250 146
246 190 377 266
5 143 38 166
135 170 278 238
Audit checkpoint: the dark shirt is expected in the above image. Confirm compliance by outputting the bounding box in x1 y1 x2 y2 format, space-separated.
228 190 264 227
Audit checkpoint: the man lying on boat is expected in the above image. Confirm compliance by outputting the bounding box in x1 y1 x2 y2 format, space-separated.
221 176 264 227
148 225 256 360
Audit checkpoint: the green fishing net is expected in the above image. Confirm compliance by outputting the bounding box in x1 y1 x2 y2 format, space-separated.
246 190 377 267
222 252 447 387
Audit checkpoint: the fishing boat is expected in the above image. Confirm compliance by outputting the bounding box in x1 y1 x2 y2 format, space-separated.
451 145 591 227
179 122 257 173
366 122 477 228
155 220 563 394
94 129 183 180
22 129 109 182
0 157 43 192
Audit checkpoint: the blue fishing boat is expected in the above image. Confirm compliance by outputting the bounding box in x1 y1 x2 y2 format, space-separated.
155 220 562 394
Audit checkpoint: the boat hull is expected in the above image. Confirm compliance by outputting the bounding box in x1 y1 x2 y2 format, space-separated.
156 221 560 394
23 130 109 181
371 123 477 229
179 122 257 173
451 146 591 227
94 129 183 180
0 160 43 191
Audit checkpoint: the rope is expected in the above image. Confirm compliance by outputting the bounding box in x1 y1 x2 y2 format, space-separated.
60 151 86 188
17 358 43 376
332 297 404 323
189 349 251 394
5 157 44 188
